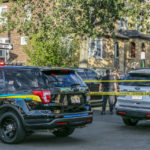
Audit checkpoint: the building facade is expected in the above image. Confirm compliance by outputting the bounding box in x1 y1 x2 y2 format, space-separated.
1 0 150 74
79 30 150 74
0 1 29 65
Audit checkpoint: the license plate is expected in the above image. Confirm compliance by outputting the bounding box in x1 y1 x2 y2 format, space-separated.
71 96 80 104
132 96 142 100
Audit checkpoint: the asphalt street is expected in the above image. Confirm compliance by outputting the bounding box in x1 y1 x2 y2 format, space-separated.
1 110 150 150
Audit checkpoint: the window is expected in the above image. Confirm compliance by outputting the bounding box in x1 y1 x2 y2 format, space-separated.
89 38 103 59
142 43 145 51
114 42 119 58
21 36 28 45
118 17 128 30
0 37 10 61
0 70 4 90
85 69 98 80
24 4 31 21
131 42 136 58
120 73 150 86
0 5 7 25
143 0 150 2
5 70 48 91
61 35 73 57
42 70 86 88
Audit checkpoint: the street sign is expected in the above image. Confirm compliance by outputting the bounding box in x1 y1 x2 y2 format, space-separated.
141 51 145 60
0 43 13 50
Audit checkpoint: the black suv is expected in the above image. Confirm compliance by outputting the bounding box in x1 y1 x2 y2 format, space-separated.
71 68 102 107
0 66 92 144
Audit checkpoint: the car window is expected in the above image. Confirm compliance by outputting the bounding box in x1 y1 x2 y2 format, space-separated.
76 71 87 80
43 70 86 87
0 70 4 90
85 70 98 80
120 73 150 86
5 69 48 91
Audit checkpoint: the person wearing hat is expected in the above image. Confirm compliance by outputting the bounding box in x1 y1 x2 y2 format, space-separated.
99 69 118 115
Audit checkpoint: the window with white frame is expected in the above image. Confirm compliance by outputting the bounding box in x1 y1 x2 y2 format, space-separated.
89 38 103 59
118 17 128 30
0 37 10 61
60 35 73 57
143 0 150 2
24 4 31 21
0 5 7 25
21 36 28 45
114 42 119 58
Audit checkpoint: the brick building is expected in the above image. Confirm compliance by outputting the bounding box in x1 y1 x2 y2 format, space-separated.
0 1 29 65
1 0 150 74
79 30 150 74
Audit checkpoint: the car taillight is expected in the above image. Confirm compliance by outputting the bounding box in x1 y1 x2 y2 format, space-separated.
33 91 51 104
0 59 5 66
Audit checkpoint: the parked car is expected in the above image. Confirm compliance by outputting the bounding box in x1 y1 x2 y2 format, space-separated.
0 66 92 144
70 68 102 107
94 68 108 77
116 69 150 126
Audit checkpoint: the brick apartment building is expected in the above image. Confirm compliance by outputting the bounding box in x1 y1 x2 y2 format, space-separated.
0 1 29 65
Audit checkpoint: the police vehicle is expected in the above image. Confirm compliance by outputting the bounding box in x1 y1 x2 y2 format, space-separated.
0 66 92 144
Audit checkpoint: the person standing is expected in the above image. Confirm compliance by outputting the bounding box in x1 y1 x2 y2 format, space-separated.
99 69 118 115
112 68 120 106
112 68 120 80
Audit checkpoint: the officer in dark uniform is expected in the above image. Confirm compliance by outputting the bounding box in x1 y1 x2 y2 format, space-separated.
99 69 118 115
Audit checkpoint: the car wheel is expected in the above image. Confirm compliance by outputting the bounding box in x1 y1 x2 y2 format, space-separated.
53 127 75 137
122 117 138 126
0 111 26 144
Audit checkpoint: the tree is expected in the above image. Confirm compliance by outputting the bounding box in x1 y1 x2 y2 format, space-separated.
122 0 150 33
53 0 125 38
0 0 79 66
0 0 150 66
24 30 79 66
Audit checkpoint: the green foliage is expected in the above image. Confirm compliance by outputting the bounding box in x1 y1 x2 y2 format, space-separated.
0 0 79 66
0 0 150 66
53 0 125 38
24 30 79 67
120 0 150 34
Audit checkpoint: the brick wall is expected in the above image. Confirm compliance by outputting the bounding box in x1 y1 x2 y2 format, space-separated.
0 2 29 65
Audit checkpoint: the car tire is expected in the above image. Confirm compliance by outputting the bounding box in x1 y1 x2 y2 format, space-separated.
0 111 26 144
53 127 75 137
122 117 138 126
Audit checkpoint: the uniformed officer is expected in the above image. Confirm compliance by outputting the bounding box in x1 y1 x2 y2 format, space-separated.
99 69 118 115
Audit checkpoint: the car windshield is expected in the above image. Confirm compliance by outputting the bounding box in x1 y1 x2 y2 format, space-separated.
120 73 150 86
5 69 48 91
43 70 86 87
85 70 98 80
76 70 87 80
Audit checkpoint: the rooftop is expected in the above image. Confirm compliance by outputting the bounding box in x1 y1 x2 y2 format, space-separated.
116 30 150 40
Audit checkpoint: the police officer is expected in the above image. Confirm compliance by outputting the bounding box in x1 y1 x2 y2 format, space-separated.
99 69 118 115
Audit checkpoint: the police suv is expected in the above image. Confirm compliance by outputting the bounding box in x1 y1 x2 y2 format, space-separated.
0 66 92 144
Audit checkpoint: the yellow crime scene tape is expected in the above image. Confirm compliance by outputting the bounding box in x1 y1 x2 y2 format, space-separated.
84 80 150 96
84 80 150 82
90 92 150 96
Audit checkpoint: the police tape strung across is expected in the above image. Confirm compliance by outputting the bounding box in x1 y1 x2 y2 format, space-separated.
84 80 150 82
90 92 150 96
